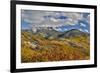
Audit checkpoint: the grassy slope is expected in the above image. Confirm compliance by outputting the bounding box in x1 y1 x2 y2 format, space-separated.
21 31 90 63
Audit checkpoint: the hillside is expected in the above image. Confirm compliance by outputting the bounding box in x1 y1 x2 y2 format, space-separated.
21 29 90 63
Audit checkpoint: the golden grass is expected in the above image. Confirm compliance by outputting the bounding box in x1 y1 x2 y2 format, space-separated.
21 31 90 63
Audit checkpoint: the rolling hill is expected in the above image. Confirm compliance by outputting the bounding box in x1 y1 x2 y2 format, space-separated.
21 29 90 63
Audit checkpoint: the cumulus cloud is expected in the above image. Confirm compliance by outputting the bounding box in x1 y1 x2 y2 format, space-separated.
84 29 89 33
21 10 84 28
87 15 90 24
63 12 83 25
21 10 45 24
80 23 86 27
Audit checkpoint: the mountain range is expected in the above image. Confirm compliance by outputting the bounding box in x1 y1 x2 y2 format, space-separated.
26 28 89 39
21 28 90 62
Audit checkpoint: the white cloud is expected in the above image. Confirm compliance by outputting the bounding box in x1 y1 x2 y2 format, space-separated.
80 23 86 27
62 12 83 25
87 15 90 24
84 29 89 33
79 28 83 31
21 10 84 28
50 18 58 22
54 28 62 31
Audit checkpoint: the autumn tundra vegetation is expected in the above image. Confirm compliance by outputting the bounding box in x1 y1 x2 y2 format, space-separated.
21 29 90 63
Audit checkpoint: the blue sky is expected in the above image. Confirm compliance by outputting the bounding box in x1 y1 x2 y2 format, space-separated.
21 10 90 33
21 20 30 29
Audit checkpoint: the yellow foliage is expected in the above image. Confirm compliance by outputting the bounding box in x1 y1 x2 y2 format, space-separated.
21 31 90 63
